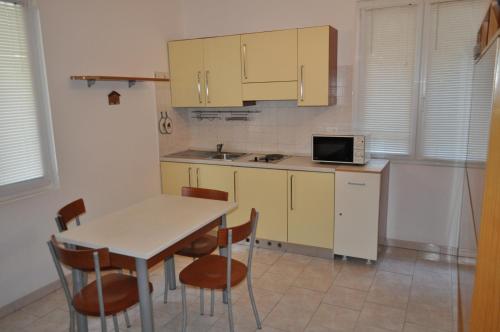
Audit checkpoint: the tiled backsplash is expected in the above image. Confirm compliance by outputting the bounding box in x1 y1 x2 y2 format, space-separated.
159 66 353 155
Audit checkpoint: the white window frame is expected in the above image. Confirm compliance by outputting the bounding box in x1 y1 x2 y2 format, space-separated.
354 0 482 166
0 0 58 203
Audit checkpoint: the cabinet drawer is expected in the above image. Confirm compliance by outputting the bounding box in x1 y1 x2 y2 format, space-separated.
334 172 381 260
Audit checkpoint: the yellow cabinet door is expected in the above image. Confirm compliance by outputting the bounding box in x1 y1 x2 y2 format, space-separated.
297 26 337 106
228 168 288 242
168 39 205 107
288 171 335 249
194 164 236 203
204 36 243 107
241 29 298 83
160 162 195 195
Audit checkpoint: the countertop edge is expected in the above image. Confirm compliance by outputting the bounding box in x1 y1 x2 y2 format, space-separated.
160 156 389 174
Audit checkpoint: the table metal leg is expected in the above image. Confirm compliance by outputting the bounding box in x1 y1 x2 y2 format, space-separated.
73 269 88 332
136 258 155 332
219 214 228 304
166 256 176 290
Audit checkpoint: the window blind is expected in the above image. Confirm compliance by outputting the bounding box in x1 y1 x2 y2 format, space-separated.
467 39 496 163
0 0 45 186
357 4 419 156
419 0 484 161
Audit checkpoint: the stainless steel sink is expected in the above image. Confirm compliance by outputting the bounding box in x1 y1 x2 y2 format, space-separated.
165 150 247 161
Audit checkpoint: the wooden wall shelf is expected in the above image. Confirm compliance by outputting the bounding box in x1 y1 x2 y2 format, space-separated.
70 75 170 88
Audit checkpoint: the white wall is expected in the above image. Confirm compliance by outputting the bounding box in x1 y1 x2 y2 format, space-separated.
177 0 470 250
0 0 182 308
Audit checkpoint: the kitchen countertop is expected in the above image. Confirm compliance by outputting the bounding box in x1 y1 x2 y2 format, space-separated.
160 152 389 174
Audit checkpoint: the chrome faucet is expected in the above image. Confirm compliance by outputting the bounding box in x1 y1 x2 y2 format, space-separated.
216 143 223 153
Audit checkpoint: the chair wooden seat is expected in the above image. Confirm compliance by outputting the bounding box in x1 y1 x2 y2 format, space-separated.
179 255 247 289
73 274 152 316
176 234 218 258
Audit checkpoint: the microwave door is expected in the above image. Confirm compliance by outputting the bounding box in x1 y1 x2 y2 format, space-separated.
314 137 354 163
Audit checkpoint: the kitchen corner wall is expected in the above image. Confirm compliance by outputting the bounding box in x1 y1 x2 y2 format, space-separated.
0 0 183 310
169 0 468 250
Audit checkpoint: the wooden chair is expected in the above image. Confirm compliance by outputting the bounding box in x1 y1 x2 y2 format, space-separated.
55 198 86 232
54 199 131 329
163 186 229 311
179 209 262 332
47 236 153 332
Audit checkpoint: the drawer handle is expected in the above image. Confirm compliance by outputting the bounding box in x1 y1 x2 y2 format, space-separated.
348 182 366 186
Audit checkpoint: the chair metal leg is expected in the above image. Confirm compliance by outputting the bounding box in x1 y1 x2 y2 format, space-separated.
181 284 188 332
247 277 262 329
200 288 205 315
227 289 234 332
123 310 131 328
163 260 169 303
112 315 119 332
69 309 75 332
210 289 215 316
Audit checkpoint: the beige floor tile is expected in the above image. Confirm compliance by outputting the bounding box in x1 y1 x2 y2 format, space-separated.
20 290 68 318
414 253 455 276
280 287 324 312
366 271 412 308
323 286 367 310
405 302 453 332
267 258 308 279
334 263 376 291
236 286 283 317
0 309 38 331
354 325 393 332
23 309 69 332
306 303 359 332
293 267 336 292
378 256 415 276
409 283 452 310
264 300 316 332
254 271 297 293
412 270 452 290
281 252 314 264
253 248 284 265
403 322 448 332
358 302 406 331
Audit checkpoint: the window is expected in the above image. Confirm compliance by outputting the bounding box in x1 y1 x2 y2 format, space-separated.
0 0 57 201
356 0 485 162
357 2 420 156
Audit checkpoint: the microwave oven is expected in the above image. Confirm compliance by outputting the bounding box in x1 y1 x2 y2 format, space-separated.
312 134 369 165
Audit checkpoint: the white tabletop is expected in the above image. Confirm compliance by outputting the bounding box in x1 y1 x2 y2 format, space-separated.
55 195 237 260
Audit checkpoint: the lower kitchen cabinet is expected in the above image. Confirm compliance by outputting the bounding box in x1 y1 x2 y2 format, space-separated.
334 171 381 261
287 171 335 249
229 168 288 242
161 162 193 195
195 164 236 202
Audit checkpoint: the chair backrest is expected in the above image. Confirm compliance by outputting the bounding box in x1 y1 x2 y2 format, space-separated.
55 198 86 232
218 208 257 247
49 235 110 270
47 236 111 328
181 186 228 201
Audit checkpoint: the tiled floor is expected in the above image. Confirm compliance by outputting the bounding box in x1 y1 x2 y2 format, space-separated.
0 245 458 332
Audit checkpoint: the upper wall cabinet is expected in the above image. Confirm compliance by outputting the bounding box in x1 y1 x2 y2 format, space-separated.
241 29 298 101
298 26 337 106
168 35 243 107
168 25 337 107
168 39 204 107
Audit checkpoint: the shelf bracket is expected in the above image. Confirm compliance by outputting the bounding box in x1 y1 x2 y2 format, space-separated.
128 80 136 88
87 79 96 88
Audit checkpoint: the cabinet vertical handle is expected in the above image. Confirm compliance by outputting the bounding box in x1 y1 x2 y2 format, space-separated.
205 70 210 103
197 71 202 104
233 170 237 202
196 168 200 187
290 175 294 210
242 44 248 79
188 167 192 186
300 65 304 101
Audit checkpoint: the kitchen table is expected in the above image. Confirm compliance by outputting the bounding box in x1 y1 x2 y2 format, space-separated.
55 194 237 332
